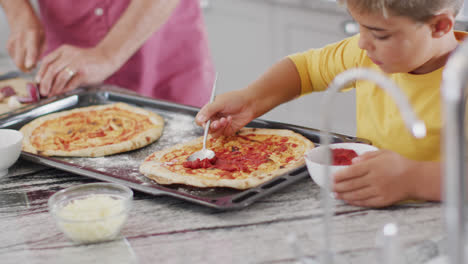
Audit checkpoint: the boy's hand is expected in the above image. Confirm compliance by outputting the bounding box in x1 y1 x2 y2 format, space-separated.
195 89 256 137
332 149 418 208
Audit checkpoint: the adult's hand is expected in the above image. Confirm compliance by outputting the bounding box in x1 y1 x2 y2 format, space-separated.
36 45 118 97
3 1 45 72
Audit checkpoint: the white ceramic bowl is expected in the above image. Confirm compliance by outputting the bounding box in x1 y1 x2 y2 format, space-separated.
48 182 133 244
305 142 378 188
0 129 23 177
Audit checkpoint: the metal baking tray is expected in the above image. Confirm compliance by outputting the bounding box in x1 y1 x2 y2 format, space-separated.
0 87 370 210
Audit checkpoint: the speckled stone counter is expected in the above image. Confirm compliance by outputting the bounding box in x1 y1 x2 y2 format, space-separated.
0 157 447 264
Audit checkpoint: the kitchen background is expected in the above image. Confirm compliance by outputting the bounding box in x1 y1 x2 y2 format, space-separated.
0 0 467 137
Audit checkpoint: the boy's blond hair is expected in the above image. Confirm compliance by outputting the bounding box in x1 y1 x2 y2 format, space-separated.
342 0 464 22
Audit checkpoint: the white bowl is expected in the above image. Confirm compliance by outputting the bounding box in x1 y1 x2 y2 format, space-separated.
48 182 133 244
304 142 378 188
0 129 23 177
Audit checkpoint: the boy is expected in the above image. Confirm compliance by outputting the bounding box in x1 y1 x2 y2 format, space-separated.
195 0 467 207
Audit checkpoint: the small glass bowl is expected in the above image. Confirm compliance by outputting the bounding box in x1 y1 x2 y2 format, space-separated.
48 182 133 244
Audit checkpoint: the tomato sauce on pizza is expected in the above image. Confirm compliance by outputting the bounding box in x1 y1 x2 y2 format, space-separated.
141 129 315 188
181 134 298 176
30 106 154 152
21 103 164 157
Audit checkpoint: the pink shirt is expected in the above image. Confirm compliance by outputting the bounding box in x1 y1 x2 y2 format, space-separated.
38 0 215 107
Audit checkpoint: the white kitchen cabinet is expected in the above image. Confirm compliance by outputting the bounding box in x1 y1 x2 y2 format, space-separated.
203 0 357 135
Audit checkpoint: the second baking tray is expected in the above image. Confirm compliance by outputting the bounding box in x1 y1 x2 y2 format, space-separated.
0 87 370 210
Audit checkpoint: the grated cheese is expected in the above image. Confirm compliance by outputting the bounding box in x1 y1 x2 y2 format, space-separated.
56 194 128 243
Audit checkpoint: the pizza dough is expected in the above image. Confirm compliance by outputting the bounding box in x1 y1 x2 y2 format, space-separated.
140 128 314 189
20 103 164 157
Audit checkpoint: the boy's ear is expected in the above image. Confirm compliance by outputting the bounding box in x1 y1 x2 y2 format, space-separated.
430 12 455 38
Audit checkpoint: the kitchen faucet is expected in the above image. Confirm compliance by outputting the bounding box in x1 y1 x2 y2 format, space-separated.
318 68 426 263
440 39 468 264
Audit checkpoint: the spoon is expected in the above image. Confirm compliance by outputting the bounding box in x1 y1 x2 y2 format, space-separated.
187 73 218 161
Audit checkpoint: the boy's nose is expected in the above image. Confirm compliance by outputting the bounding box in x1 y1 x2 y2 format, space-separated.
358 37 369 51
358 33 374 52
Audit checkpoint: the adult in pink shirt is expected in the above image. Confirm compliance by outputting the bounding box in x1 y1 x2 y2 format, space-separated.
0 0 214 107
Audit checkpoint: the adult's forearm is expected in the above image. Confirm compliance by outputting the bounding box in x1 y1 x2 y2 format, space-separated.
243 57 302 118
96 0 180 68
0 0 37 26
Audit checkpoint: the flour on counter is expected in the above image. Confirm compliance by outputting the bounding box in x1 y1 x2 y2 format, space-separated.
57 111 203 188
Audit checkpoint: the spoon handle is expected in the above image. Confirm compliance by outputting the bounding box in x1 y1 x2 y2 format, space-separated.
201 73 218 150
202 120 211 150
209 74 218 103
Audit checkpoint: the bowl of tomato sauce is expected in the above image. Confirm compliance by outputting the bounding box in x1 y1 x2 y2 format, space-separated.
304 143 378 188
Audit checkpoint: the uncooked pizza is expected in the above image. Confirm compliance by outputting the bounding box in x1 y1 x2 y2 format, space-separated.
20 102 164 157
0 78 40 115
139 128 314 189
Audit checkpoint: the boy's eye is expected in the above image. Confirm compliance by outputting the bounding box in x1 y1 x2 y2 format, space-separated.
373 34 391 40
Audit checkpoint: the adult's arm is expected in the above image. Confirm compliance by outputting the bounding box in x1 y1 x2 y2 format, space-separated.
37 0 182 97
0 0 44 71
96 0 181 69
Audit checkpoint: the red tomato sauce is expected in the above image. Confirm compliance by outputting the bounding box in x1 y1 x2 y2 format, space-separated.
181 134 295 174
332 148 358 165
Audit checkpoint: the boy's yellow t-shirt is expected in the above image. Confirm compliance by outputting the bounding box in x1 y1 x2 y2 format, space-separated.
289 32 468 162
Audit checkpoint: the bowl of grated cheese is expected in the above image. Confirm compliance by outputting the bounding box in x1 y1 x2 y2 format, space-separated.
48 182 133 244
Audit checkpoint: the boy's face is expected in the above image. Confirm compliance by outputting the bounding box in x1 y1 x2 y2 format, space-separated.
347 5 436 74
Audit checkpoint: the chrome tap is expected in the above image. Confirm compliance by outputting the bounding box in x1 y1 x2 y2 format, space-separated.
318 68 426 263
378 223 406 264
441 40 468 264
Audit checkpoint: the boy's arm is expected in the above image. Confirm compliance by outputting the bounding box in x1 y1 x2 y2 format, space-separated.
245 57 303 117
408 161 442 201
196 57 302 136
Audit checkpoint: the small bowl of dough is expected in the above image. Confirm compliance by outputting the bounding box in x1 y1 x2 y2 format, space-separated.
48 182 133 244
0 129 23 177
305 143 378 188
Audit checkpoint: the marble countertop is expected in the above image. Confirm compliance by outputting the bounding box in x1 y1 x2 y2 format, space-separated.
0 157 447 264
